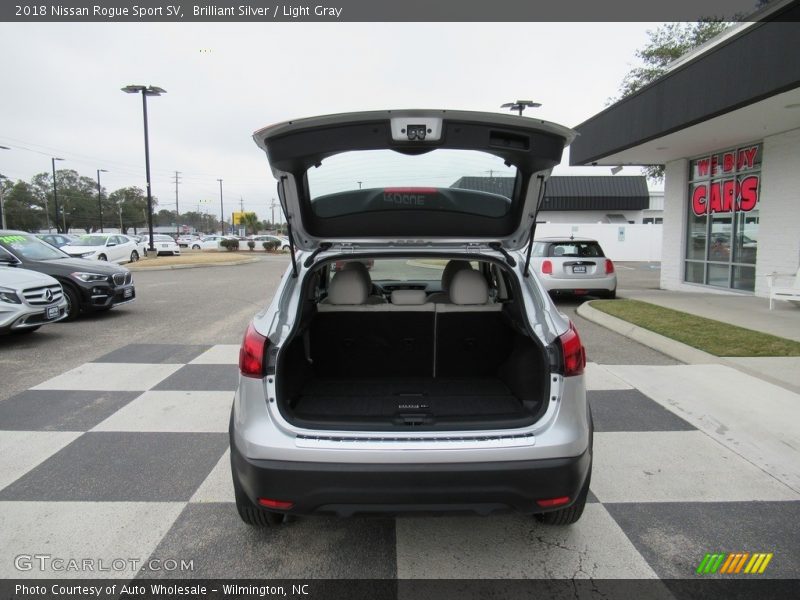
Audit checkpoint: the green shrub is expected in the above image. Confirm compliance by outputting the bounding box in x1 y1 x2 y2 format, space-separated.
263 240 280 252
247 240 256 251
221 238 240 251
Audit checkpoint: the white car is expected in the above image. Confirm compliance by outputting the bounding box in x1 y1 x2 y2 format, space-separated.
529 237 617 298
62 233 142 264
0 265 68 334
250 235 291 251
141 234 181 256
190 235 228 250
176 235 200 248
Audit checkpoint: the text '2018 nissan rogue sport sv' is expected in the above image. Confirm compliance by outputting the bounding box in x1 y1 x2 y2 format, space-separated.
230 110 592 527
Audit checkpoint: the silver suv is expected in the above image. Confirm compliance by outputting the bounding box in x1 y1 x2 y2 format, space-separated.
0 265 68 334
231 110 592 526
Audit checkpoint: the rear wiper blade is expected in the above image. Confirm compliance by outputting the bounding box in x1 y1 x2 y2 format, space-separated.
303 242 332 268
488 242 516 267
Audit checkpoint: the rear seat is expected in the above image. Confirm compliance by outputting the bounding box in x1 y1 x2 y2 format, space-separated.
434 270 510 377
312 270 434 376
312 268 509 378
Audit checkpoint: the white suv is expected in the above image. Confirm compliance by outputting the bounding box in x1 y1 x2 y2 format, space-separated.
0 265 68 334
231 110 592 526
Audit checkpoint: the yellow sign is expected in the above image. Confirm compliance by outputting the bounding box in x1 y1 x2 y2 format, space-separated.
232 211 256 225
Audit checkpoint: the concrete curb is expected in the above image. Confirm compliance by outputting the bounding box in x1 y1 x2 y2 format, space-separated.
577 300 800 394
128 257 261 272
576 301 724 365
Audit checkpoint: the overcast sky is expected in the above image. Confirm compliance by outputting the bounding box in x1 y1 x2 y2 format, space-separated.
0 22 666 221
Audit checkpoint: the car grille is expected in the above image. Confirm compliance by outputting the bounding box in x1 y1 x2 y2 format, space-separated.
112 272 132 286
22 284 63 306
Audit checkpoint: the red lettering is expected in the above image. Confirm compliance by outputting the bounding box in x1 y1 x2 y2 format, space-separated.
721 179 735 212
711 155 719 176
737 146 758 170
738 175 759 211
723 152 735 173
708 182 723 213
696 158 710 177
692 184 707 216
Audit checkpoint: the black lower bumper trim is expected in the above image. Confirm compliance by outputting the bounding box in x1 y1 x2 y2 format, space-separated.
230 439 591 517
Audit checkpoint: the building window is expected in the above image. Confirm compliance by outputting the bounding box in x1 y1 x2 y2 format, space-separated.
685 143 761 291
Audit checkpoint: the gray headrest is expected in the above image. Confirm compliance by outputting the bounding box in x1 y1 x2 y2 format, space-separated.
441 260 473 292
342 261 371 280
391 290 427 305
327 269 368 305
449 270 489 305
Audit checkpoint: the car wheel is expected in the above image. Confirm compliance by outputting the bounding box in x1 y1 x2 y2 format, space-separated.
97 254 107 261
130 251 139 262
231 468 286 527
604 289 617 299
62 285 81 321
535 468 591 526
192 244 201 250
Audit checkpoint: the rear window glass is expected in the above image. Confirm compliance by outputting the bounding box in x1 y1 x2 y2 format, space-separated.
306 149 517 219
533 241 605 258
328 259 480 283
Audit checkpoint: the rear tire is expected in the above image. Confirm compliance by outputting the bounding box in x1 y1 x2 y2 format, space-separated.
130 251 139 262
62 285 81 321
97 254 107 261
192 244 201 250
604 289 617 299
535 469 591 526
231 454 286 527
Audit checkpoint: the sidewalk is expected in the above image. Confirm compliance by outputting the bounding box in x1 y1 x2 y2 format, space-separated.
577 288 800 393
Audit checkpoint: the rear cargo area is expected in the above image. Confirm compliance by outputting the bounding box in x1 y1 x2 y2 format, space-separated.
278 307 550 430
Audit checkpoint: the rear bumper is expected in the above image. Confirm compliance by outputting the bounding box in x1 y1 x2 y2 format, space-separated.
542 275 616 294
230 438 592 517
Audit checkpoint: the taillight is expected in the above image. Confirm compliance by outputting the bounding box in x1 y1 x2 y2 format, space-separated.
541 260 553 274
605 259 615 274
536 496 571 508
258 497 294 510
239 322 269 378
559 321 586 376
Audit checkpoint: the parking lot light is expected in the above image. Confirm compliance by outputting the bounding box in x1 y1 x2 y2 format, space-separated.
122 84 166 253
97 169 108 232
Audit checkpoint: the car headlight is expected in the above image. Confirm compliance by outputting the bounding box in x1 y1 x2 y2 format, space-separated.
0 286 21 304
70 272 109 283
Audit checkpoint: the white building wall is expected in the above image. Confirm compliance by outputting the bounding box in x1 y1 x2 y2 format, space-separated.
535 223 662 261
660 159 689 291
755 127 800 296
538 210 644 224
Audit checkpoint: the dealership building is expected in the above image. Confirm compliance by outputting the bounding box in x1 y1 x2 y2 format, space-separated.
570 0 800 297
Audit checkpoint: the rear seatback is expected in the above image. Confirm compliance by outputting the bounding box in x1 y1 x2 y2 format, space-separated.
434 270 512 377
311 268 510 378
313 271 434 377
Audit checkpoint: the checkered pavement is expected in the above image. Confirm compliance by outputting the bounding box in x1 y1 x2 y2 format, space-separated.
1 345 798 580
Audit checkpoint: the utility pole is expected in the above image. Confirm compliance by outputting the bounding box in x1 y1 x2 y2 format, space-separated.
270 198 278 232
97 169 108 232
217 178 224 235
118 203 123 232
173 171 181 237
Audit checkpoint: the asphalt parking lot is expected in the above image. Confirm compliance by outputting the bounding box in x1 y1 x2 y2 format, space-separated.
1 258 798 583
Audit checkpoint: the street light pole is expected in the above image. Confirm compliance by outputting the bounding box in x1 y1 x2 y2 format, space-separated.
122 84 166 253
0 145 8 230
51 157 64 233
217 178 224 235
96 169 108 232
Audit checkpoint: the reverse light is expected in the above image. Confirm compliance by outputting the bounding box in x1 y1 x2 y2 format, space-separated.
258 497 294 510
239 321 269 378
541 259 553 275
605 259 615 274
559 321 586 376
536 496 571 508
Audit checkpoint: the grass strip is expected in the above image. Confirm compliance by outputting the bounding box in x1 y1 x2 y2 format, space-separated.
590 299 800 357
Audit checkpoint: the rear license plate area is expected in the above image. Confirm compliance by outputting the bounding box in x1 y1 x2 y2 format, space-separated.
572 265 587 274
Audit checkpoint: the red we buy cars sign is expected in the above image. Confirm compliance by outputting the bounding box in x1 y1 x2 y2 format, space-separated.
690 144 761 217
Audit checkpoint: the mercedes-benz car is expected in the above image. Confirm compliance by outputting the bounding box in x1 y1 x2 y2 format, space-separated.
0 266 68 334
230 110 592 527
